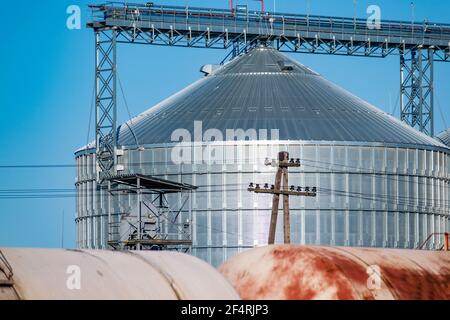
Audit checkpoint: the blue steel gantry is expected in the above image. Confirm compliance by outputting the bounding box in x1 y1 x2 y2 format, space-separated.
87 2 450 180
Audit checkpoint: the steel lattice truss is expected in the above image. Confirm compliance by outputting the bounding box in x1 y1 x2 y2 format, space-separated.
110 25 450 60
95 30 117 181
401 49 434 136
88 2 450 180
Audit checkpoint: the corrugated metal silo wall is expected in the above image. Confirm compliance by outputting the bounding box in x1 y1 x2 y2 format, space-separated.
75 142 450 267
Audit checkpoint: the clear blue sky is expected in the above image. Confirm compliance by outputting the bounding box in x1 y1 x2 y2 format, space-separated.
0 0 449 248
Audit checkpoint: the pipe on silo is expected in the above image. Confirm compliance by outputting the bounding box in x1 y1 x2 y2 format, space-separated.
219 245 450 300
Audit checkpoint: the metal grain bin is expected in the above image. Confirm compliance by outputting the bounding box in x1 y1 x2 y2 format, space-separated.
76 47 450 267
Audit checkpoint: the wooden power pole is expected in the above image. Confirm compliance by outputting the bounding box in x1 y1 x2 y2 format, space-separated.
248 151 317 245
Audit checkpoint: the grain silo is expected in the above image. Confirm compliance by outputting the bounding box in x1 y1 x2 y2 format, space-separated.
75 46 450 267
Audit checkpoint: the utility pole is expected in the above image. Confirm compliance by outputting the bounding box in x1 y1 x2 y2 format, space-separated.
248 151 317 245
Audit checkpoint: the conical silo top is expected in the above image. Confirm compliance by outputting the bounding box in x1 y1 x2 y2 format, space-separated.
117 47 445 149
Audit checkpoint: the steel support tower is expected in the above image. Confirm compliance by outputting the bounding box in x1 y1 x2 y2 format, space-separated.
88 2 450 178
95 28 117 181
400 48 435 136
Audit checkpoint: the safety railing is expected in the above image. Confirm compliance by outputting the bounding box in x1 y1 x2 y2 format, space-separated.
417 232 449 251
89 2 450 43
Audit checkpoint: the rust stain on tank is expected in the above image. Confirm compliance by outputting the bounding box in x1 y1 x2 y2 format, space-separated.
378 265 449 300
284 270 317 300
219 245 450 300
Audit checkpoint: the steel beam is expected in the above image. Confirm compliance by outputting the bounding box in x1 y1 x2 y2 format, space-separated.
87 3 450 59
400 48 434 136
112 25 449 61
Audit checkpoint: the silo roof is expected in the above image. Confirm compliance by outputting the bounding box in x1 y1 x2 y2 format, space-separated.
436 128 450 147
117 47 445 149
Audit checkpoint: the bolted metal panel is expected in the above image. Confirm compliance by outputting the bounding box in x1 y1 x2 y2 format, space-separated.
219 245 450 300
400 48 434 136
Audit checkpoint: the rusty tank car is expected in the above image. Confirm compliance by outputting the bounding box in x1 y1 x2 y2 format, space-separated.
219 244 450 300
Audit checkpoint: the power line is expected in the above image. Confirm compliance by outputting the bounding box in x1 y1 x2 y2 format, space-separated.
0 164 77 169
1 183 449 209
2 154 449 180
0 159 449 202
0 154 448 209
0 174 448 202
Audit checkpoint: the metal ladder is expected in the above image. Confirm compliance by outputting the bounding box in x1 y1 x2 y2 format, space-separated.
107 212 122 249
